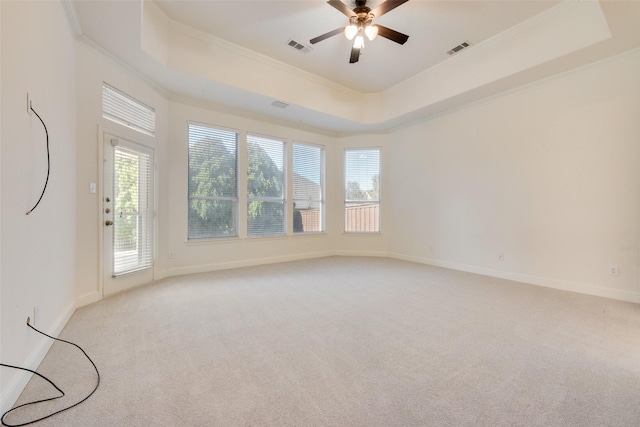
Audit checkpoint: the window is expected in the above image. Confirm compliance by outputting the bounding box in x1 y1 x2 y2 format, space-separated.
247 134 286 236
112 143 153 275
188 123 238 239
102 83 155 135
293 143 325 233
345 148 380 232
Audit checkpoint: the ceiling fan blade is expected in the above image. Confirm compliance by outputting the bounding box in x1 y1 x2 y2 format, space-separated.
349 46 361 63
376 25 409 45
310 27 345 44
370 0 409 18
327 0 355 18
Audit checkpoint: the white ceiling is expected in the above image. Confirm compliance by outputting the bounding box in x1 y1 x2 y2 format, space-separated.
152 0 560 93
71 1 640 134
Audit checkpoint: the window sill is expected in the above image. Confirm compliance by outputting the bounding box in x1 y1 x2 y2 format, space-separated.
292 232 327 237
246 234 288 241
185 236 240 245
185 232 330 245
341 231 384 236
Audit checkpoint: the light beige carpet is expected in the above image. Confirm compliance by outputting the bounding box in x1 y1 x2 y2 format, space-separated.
6 257 640 426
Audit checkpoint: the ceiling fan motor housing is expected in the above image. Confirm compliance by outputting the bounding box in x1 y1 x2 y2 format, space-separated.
353 0 372 18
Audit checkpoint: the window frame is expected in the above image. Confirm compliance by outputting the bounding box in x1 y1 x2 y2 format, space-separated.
344 147 381 234
292 141 326 234
187 122 239 240
246 133 287 238
102 82 156 136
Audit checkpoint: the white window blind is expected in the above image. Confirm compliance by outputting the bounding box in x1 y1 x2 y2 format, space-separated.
344 148 380 233
293 143 325 233
188 123 238 239
247 134 286 236
113 146 153 276
102 83 155 136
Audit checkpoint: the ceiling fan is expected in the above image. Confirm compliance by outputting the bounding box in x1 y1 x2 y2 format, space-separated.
310 0 410 64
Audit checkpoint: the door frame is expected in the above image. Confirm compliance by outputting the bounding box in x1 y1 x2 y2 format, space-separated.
98 128 156 297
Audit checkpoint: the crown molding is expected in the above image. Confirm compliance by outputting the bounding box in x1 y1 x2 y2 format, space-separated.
61 0 83 37
77 34 171 100
390 0 587 94
169 93 341 138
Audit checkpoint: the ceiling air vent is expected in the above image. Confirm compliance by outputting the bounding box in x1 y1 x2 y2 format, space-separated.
287 39 312 54
447 41 472 56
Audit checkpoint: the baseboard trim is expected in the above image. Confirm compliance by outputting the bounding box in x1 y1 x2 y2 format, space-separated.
75 291 101 308
109 251 640 304
96 250 640 305
162 250 336 278
389 252 640 304
0 300 76 415
334 250 389 258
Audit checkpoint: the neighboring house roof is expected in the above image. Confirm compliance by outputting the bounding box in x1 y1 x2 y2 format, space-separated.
293 173 321 210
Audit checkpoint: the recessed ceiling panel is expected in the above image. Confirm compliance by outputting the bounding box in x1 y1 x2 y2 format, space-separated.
153 0 561 93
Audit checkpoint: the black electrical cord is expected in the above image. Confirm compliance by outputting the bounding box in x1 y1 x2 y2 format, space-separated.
25 105 50 216
0 322 100 427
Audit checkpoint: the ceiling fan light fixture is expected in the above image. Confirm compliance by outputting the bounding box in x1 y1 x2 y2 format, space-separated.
344 23 358 40
365 24 378 41
353 34 365 49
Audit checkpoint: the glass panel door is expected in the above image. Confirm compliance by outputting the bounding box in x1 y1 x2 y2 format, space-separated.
103 134 154 296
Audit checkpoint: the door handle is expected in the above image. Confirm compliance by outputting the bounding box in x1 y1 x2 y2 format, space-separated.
105 220 114 226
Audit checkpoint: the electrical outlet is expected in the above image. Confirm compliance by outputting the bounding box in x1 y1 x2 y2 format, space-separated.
27 93 33 115
609 265 619 276
168 252 175 259
33 305 39 326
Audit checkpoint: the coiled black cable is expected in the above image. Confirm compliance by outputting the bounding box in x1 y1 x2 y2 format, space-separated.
25 105 50 216
0 322 100 426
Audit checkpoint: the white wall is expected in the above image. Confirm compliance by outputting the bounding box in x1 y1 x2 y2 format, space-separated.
0 0 4 409
387 50 640 302
1 0 78 413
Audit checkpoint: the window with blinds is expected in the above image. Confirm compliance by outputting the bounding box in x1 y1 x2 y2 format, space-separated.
113 145 153 275
293 143 325 233
247 134 286 236
102 83 155 136
344 148 380 233
188 123 238 239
